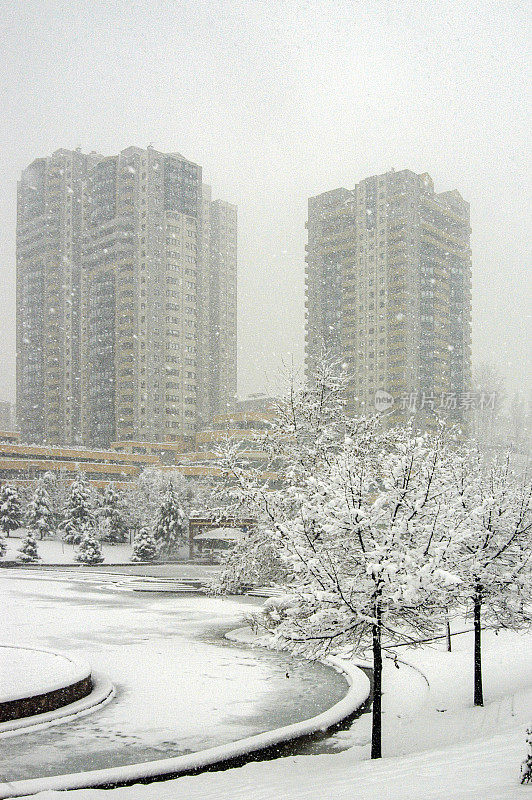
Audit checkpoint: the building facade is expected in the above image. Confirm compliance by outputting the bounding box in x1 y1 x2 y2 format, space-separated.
305 169 472 421
0 401 15 432
16 149 100 445
197 186 237 426
17 147 237 448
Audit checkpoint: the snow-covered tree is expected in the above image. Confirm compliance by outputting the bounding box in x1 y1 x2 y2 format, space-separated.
211 526 289 594
17 531 40 563
259 356 352 480
153 483 187 557
26 479 54 540
0 484 22 537
97 485 128 543
60 475 94 545
521 727 532 784
124 468 208 535
75 524 104 565
220 389 459 758
448 450 531 706
131 528 158 562
40 472 69 529
0 532 6 559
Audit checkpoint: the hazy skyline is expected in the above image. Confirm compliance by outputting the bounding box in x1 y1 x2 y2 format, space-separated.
1 0 530 404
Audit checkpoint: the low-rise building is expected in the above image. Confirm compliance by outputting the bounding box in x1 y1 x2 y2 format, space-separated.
0 433 162 488
158 410 280 483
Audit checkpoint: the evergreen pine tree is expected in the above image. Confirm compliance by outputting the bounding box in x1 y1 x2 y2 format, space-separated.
60 475 93 544
131 528 158 562
153 484 186 557
521 727 532 784
26 479 54 540
97 485 128 543
75 524 104 565
17 531 40 563
0 533 6 559
0 484 22 537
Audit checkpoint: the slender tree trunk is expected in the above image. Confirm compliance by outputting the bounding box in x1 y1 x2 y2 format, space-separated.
445 613 452 652
371 603 382 759
473 589 483 706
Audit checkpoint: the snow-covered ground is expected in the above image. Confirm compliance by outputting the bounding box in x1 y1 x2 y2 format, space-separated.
15 624 532 799
3 536 135 565
23 727 528 800
0 646 88 703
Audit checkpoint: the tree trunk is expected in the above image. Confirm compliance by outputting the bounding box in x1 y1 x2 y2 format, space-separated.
371 603 382 759
445 613 452 652
473 589 483 706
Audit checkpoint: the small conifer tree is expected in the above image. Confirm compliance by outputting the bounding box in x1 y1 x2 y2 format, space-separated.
131 528 158 562
98 486 128 543
75 524 104 565
17 531 40 563
60 475 93 545
0 484 22 537
26 479 54 540
153 484 186 557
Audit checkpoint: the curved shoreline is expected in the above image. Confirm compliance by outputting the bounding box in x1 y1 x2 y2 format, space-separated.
0 634 370 798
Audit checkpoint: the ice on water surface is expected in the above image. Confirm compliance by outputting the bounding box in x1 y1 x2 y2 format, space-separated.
0 574 347 781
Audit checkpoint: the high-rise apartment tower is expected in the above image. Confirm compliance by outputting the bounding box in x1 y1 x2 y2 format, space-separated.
305 169 472 419
16 149 99 444
16 147 237 447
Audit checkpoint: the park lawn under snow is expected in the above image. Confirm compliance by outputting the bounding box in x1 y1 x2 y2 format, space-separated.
20 625 532 800
2 535 136 565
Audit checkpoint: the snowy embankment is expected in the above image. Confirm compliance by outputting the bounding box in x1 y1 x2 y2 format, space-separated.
12 627 532 800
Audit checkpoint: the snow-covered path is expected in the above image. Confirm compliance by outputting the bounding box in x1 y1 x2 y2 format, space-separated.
0 572 348 781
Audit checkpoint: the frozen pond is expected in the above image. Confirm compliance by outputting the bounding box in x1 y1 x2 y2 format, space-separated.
0 571 348 781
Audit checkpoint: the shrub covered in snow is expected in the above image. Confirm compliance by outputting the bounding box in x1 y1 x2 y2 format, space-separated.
210 527 290 594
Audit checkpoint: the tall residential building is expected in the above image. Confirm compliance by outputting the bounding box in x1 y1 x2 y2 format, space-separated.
305 169 472 419
198 186 237 424
17 146 237 448
0 401 15 431
17 148 99 444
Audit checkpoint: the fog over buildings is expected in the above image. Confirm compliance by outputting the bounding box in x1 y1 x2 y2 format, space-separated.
1 0 530 409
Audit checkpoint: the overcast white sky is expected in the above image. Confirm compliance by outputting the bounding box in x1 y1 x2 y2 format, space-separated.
0 0 530 403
